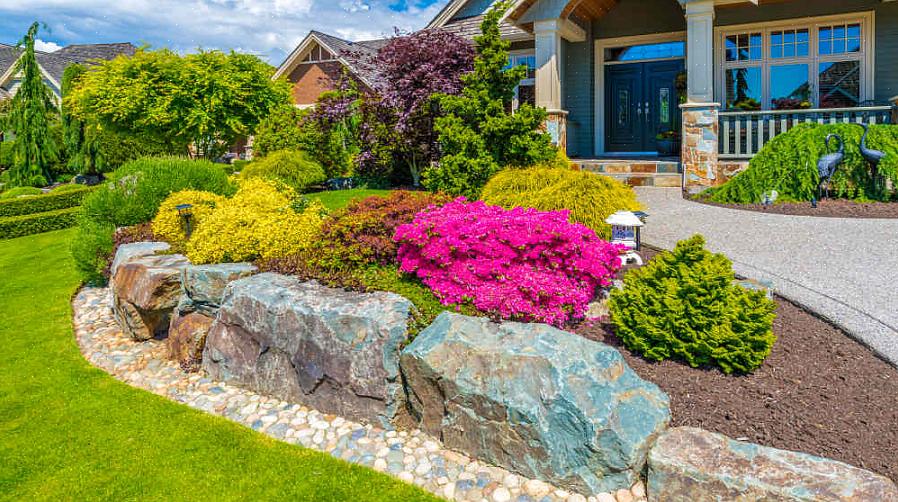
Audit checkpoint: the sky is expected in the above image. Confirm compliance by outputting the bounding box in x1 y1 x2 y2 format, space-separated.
0 0 449 66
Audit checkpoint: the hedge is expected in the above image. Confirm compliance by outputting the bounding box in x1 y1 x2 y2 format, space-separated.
0 186 94 218
0 207 80 240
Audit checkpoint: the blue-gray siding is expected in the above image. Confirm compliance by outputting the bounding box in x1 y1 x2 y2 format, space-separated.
452 0 496 20
593 0 684 39
564 24 594 157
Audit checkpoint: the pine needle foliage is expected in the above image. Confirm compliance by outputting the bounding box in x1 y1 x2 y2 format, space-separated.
707 123 898 203
609 235 777 374
8 22 59 186
481 167 642 239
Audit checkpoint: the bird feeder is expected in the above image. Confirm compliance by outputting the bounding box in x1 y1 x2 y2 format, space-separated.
605 211 646 265
176 203 194 238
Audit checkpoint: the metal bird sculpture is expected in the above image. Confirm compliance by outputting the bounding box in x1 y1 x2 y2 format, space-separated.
817 133 844 200
856 123 886 194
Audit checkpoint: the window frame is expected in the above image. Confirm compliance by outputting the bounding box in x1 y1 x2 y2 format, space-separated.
508 49 536 111
715 12 874 111
300 43 337 64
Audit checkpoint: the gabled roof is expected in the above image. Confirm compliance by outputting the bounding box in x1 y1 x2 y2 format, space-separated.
55 43 137 62
274 30 390 88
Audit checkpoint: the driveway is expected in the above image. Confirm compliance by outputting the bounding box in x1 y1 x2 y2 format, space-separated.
636 187 898 367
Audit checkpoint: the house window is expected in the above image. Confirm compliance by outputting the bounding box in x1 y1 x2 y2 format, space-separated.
719 16 868 111
301 45 335 64
506 52 536 111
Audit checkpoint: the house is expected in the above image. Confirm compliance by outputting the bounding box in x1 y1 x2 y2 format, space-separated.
282 0 898 191
0 42 136 102
274 31 390 108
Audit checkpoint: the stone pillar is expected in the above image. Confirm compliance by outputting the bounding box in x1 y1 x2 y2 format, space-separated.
534 19 569 150
684 0 715 103
681 102 720 195
544 110 568 151
891 95 898 124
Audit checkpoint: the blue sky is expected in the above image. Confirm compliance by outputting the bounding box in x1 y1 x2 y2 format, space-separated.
0 0 447 66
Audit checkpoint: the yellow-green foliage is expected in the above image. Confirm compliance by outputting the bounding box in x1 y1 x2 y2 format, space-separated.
240 150 326 193
151 190 226 248
186 179 325 264
481 166 641 239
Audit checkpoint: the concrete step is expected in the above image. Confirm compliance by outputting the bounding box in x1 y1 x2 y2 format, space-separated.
602 172 682 188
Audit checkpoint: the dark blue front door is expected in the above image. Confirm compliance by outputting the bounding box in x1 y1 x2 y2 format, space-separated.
606 60 684 152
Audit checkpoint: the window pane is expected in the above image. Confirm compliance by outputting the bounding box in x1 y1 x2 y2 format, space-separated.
770 64 811 109
618 89 630 125
605 41 685 62
819 61 860 108
725 67 762 110
821 23 862 54
518 84 535 108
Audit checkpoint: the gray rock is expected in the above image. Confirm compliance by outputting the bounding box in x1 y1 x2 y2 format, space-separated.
647 427 898 502
203 273 413 428
400 313 670 494
110 241 170 279
112 252 189 341
180 263 257 314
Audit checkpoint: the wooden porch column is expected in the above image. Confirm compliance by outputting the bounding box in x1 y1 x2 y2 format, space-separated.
534 18 583 150
681 0 720 195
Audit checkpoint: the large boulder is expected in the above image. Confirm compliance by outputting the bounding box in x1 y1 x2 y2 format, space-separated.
111 246 189 341
167 263 257 372
400 312 671 494
202 273 413 428
110 241 170 278
647 427 898 502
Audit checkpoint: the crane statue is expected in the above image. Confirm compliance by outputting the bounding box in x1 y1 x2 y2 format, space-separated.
817 133 844 200
856 123 886 194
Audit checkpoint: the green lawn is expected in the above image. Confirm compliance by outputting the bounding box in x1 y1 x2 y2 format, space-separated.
0 229 438 501
307 189 393 211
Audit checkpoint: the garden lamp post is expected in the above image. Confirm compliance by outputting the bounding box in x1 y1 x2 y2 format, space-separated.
176 203 194 238
605 211 646 266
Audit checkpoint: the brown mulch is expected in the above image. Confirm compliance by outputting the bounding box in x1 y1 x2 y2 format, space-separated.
693 197 898 218
580 249 898 482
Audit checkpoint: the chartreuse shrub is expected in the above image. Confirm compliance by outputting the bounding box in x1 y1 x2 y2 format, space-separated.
0 186 42 199
481 166 641 239
395 199 622 326
0 185 92 217
151 190 227 249
707 123 898 203
609 235 777 374
0 207 79 240
72 157 235 284
186 179 325 264
240 150 326 193
313 191 451 270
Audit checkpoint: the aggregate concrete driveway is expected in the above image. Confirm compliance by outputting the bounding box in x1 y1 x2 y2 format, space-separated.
636 187 898 367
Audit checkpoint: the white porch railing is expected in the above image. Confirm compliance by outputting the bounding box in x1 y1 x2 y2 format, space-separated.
718 106 894 159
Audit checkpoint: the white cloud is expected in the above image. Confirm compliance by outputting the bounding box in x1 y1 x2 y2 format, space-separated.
34 38 62 52
0 0 449 64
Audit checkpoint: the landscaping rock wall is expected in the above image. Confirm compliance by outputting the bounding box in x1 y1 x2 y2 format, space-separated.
107 246 898 500
202 273 413 429
400 312 671 494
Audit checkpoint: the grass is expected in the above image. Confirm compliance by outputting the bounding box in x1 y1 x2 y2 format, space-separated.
306 189 393 211
0 229 439 501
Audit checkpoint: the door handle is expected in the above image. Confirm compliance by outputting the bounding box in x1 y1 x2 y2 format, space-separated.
645 102 650 118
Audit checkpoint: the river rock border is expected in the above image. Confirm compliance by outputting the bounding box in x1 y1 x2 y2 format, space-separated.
73 287 645 502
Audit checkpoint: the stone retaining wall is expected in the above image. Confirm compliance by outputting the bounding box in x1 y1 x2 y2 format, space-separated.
107 243 898 501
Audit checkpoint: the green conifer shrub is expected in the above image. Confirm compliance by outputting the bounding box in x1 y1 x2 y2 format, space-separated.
608 235 777 374
706 123 898 203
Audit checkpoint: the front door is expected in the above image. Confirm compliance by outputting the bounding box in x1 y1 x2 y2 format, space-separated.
605 60 684 153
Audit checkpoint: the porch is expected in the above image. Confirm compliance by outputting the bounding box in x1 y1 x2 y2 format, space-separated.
502 0 898 192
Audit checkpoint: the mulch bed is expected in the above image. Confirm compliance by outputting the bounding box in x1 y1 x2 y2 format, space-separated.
578 248 898 482
692 197 898 218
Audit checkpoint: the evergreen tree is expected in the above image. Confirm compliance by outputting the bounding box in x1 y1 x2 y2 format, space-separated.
9 22 59 186
62 63 96 174
423 1 556 198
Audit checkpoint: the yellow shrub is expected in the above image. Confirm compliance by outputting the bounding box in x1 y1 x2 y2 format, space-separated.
152 190 227 248
481 167 642 239
186 179 325 264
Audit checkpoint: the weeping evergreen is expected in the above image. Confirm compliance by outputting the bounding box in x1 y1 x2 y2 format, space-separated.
8 22 59 186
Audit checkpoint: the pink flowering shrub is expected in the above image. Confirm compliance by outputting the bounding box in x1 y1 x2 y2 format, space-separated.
394 198 623 326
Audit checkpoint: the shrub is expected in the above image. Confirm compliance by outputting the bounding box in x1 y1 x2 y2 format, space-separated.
314 191 452 270
73 157 235 283
0 187 43 199
706 123 898 203
608 235 777 374
0 206 79 240
395 199 623 326
481 166 642 239
186 179 325 264
240 150 327 193
151 190 227 249
0 185 91 218
50 183 90 193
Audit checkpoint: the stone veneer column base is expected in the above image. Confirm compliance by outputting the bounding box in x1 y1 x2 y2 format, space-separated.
680 102 720 195
544 109 568 152
890 96 898 124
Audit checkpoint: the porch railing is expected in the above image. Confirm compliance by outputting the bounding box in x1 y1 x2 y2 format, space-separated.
718 106 894 159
